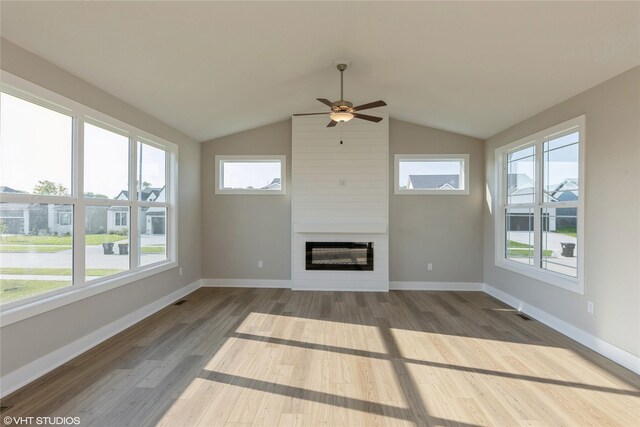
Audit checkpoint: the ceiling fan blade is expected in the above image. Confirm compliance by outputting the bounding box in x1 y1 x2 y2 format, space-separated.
317 98 336 108
327 120 338 127
293 112 330 116
353 100 387 111
353 113 383 123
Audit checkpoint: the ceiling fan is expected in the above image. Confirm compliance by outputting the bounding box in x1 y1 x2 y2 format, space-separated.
293 63 387 127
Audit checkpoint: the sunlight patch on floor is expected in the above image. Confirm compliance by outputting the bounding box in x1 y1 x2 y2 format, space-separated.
233 311 389 353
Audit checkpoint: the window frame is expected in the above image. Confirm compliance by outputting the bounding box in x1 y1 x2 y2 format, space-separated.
494 115 585 294
58 212 72 226
394 154 470 195
0 71 179 324
215 155 286 195
115 211 128 227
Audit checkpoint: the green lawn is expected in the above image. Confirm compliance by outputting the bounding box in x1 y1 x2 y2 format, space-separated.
0 268 121 276
507 240 553 257
508 249 553 257
0 234 127 245
554 228 577 238
0 245 72 253
141 245 165 254
1 279 70 304
1 244 163 254
507 240 533 249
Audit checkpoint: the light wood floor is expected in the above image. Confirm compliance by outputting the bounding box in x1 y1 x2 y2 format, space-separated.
2 288 639 426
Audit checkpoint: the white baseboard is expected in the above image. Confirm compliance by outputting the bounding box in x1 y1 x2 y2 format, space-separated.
390 281 483 291
483 283 640 375
0 279 202 398
4 279 637 398
202 278 291 288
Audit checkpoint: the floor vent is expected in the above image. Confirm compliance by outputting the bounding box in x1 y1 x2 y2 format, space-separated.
516 312 533 321
0 406 9 413
174 300 187 306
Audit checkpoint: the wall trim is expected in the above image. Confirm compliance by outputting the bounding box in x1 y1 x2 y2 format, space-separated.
390 281 483 291
483 283 640 375
0 280 202 398
202 279 292 288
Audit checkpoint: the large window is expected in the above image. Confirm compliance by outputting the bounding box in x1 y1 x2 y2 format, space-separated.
215 155 286 195
495 116 584 293
0 72 177 311
394 154 469 195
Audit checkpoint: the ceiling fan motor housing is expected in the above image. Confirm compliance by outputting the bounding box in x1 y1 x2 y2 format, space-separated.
332 100 354 111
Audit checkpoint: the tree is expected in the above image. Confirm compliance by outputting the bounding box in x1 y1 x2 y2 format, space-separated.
142 181 152 190
33 180 68 196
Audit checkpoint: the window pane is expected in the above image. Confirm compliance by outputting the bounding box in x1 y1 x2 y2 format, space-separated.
85 206 129 281
507 145 535 162
398 159 464 190
138 141 166 200
545 131 578 151
0 203 73 304
0 93 73 196
221 161 282 191
506 146 535 204
541 207 578 277
84 123 129 199
543 135 579 203
139 207 167 266
505 207 534 266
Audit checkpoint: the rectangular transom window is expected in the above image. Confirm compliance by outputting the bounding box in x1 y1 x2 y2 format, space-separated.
394 154 469 195
215 155 286 195
0 71 178 312
495 115 585 294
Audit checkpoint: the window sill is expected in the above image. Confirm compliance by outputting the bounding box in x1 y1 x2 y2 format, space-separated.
495 259 583 294
0 261 178 327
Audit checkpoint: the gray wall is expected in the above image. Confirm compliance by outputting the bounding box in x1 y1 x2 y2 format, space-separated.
0 39 202 377
201 118 484 284
201 121 292 280
484 66 640 356
390 120 484 283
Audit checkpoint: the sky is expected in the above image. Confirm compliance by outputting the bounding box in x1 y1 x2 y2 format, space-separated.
509 132 579 190
398 160 461 188
1 93 165 198
222 162 280 189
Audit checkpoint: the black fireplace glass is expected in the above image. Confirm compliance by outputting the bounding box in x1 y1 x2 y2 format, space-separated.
305 242 374 271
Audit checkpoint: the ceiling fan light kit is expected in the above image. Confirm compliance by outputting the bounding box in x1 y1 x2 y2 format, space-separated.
293 63 387 127
330 111 354 123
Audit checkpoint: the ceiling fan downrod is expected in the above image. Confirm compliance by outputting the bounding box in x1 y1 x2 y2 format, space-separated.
337 63 347 102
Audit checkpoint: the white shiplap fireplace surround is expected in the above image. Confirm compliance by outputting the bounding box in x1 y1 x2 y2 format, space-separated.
291 114 389 291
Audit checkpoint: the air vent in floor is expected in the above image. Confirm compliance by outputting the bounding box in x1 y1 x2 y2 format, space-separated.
516 312 533 320
174 300 187 306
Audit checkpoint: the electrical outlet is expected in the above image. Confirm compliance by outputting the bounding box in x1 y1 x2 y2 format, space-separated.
338 179 346 186
178 267 183 276
427 263 433 271
258 260 263 268
587 301 594 314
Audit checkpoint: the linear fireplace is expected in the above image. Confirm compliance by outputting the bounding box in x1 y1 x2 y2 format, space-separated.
305 242 374 271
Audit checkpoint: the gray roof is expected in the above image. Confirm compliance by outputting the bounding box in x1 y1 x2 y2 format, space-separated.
260 178 281 190
115 187 164 201
0 186 26 194
507 173 534 189
408 175 459 189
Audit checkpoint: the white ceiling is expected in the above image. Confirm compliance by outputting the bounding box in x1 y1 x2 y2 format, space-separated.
1 2 639 141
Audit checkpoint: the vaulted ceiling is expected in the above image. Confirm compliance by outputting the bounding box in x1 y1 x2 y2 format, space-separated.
1 1 639 141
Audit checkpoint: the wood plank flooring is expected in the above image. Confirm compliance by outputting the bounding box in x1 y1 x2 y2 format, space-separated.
1 288 639 426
